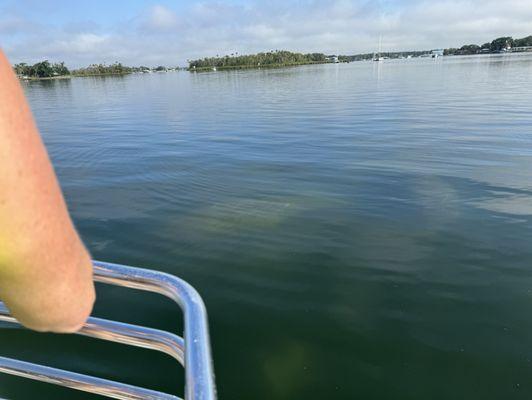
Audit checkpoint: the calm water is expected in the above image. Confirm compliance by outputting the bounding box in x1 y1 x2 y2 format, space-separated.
2 54 532 399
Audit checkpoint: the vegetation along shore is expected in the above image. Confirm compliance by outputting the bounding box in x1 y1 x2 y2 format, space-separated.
187 50 328 71
13 61 181 80
13 34 532 79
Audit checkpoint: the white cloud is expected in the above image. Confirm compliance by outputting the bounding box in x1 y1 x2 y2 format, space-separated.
141 5 180 32
0 13 42 35
2 0 532 67
49 33 110 54
0 15 28 34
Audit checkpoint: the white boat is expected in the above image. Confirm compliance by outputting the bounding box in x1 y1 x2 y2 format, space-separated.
431 49 444 58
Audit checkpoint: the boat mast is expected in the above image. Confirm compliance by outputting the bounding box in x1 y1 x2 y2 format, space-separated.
374 35 383 61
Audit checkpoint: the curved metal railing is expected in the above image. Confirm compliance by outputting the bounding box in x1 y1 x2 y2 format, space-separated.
0 261 217 400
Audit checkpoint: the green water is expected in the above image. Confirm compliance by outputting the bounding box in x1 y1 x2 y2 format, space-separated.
1 55 532 399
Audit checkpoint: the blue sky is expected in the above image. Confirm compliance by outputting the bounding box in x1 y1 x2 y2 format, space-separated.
1 0 532 67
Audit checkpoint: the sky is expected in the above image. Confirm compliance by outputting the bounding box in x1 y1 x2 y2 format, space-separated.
1 0 532 67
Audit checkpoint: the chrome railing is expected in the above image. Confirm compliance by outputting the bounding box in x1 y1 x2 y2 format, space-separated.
0 261 217 400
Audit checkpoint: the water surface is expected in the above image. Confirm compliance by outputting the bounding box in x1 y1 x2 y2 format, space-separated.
2 54 532 399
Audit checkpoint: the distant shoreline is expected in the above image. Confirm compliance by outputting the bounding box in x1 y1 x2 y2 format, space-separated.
71 72 132 78
188 50 331 72
16 36 532 81
19 72 133 81
187 35 532 71
190 61 327 72
189 51 532 73
20 75 72 81
18 52 532 80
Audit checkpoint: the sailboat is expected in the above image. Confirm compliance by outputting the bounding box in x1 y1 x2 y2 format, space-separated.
373 35 385 62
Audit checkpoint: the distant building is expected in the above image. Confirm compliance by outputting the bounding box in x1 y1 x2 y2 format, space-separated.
431 49 444 58
511 46 532 53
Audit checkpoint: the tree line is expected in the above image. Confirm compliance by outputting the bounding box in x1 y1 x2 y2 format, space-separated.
14 33 532 79
13 61 70 78
13 61 181 78
339 35 532 61
188 51 327 70
72 63 133 76
339 51 428 62
188 34 532 70
444 35 532 56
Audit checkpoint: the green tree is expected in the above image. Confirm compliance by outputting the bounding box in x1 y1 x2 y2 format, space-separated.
490 37 514 52
72 62 132 76
458 44 480 55
188 50 328 70
514 36 532 47
33 61 54 78
13 63 29 76
52 62 70 76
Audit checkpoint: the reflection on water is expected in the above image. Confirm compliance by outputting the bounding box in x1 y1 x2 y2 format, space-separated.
1 54 532 399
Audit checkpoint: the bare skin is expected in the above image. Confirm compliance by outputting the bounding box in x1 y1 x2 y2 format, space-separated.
0 50 95 333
